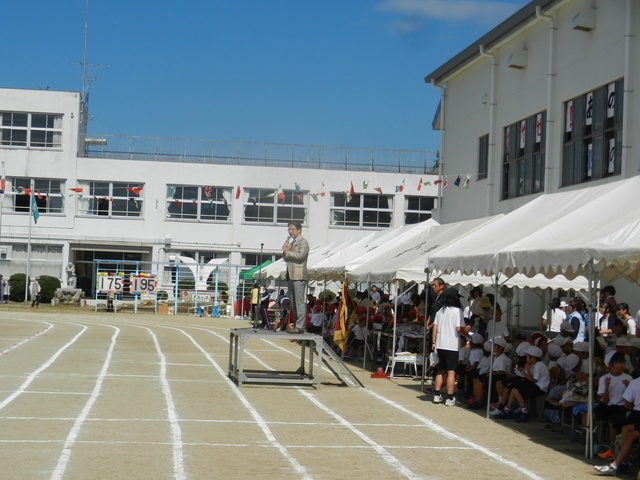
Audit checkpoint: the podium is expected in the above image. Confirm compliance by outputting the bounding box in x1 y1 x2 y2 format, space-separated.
228 328 323 387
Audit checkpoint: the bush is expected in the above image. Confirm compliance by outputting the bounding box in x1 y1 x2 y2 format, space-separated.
8 273 27 302
8 274 61 303
38 275 61 303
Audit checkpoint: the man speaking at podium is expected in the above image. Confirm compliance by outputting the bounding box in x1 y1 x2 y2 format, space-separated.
282 221 309 333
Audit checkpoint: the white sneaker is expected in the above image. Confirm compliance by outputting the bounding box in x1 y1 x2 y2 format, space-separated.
489 408 503 416
445 398 456 407
433 394 443 404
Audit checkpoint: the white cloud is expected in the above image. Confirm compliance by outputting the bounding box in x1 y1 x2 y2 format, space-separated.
377 0 524 28
389 20 425 34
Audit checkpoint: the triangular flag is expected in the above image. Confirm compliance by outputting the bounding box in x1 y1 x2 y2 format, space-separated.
277 185 284 202
433 179 443 186
294 183 301 193
417 178 423 191
37 191 43 200
203 185 212 199
374 187 382 194
464 175 471 190
235 186 241 199
31 196 39 224
454 175 461 187
311 193 319 202
192 199 197 206
265 192 275 198
444 176 449 190
349 182 355 196
69 187 83 193
362 181 369 189
175 199 181 208
294 194 303 202
127 186 143 195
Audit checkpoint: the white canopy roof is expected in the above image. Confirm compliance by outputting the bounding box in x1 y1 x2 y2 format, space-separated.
428 176 640 283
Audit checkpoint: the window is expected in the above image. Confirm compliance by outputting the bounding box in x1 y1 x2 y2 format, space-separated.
0 111 62 148
166 185 231 221
330 193 392 228
77 181 144 217
404 196 435 225
243 188 306 224
478 134 489 180
562 80 623 186
5 178 64 215
502 112 546 199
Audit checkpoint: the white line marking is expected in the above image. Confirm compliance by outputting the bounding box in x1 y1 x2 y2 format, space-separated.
1 321 54 355
178 328 313 480
365 389 545 480
0 324 87 411
299 389 429 480
146 327 186 480
50 326 119 480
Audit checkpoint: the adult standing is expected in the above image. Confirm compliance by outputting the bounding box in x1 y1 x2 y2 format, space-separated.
0 274 5 303
282 221 309 333
432 287 469 406
542 298 567 339
30 277 41 308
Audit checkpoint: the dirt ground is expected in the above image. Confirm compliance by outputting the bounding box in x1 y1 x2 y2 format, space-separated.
0 306 617 479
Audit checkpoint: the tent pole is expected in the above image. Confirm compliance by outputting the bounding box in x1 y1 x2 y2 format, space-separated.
485 273 500 418
421 268 432 392
585 262 599 460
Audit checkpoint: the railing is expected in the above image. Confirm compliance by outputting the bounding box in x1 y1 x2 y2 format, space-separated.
80 134 438 174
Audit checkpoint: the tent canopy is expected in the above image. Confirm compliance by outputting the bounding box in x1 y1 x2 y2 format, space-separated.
240 259 272 281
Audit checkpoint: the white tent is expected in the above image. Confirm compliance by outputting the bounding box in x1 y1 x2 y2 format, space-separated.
258 243 336 280
428 176 640 458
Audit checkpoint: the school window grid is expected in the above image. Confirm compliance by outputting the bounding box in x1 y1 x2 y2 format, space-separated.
404 196 436 225
502 111 546 200
4 178 64 216
478 134 489 180
76 181 144 217
166 185 231 222
243 189 307 225
0 111 63 148
562 80 623 186
330 193 393 228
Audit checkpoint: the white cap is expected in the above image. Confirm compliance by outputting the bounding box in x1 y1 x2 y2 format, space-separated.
526 345 543 358
573 342 589 353
564 353 580 371
559 300 568 308
547 343 562 359
516 342 530 357
560 321 574 333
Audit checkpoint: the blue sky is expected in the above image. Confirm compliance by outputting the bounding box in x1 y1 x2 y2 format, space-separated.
3 0 528 151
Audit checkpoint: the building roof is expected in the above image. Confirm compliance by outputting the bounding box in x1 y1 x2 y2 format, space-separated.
424 0 561 84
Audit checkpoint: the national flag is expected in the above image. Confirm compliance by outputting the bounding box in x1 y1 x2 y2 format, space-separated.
127 186 143 196
464 175 471 190
417 178 423 191
37 191 43 200
277 184 284 202
454 175 461 187
203 185 212 199
31 196 39 224
294 194 303 202
349 182 355 196
433 179 443 186
265 192 275 198
235 186 241 199
192 199 197 206
362 181 369 189
0 163 5 196
320 183 326 197
444 177 449 190
374 187 382 194
310 193 319 202
250 197 257 206
334 281 356 352
294 182 301 193
175 199 181 208
69 187 83 193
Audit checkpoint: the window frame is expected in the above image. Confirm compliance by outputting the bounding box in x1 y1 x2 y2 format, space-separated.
404 195 435 225
77 181 144 218
166 185 231 222
243 188 307 225
3 178 65 216
562 80 623 186
0 111 63 149
330 192 393 228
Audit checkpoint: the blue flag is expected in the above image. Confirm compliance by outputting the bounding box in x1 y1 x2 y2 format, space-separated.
31 196 39 224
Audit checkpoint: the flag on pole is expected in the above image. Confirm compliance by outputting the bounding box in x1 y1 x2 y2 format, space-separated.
31 196 39 224
334 281 355 352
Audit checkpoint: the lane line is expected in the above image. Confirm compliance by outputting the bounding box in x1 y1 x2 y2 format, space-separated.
146 327 186 480
203 328 428 480
365 389 545 480
1 321 54 355
178 328 313 480
0 324 87 411
50 326 120 480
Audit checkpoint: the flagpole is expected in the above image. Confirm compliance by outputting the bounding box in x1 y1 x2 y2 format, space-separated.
24 179 34 304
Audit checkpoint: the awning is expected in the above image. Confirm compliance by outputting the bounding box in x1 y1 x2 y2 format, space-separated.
239 260 273 281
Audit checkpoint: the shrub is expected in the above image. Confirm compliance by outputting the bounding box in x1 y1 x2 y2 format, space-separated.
38 275 61 303
8 273 27 302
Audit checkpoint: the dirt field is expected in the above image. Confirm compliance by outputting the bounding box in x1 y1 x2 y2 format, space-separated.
0 306 608 479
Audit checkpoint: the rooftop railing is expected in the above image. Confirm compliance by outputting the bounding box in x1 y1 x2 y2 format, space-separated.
81 134 438 174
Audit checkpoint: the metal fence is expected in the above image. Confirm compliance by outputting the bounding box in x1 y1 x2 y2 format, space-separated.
81 135 438 174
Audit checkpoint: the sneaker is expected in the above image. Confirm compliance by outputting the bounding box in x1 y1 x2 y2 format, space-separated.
593 464 617 476
445 398 456 407
433 394 443 404
494 410 512 420
598 449 615 460
489 408 503 416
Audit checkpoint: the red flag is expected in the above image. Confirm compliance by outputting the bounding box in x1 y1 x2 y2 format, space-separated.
433 179 443 185
374 187 382 194
349 182 355 196
417 178 423 191
334 281 356 352
203 185 212 199
127 186 143 195
235 186 241 199
69 187 83 193
37 191 43 200
175 199 181 208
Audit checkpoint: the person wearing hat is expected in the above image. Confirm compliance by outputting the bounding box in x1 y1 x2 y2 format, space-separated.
541 298 567 340
432 287 470 406
495 345 550 422
307 303 326 335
